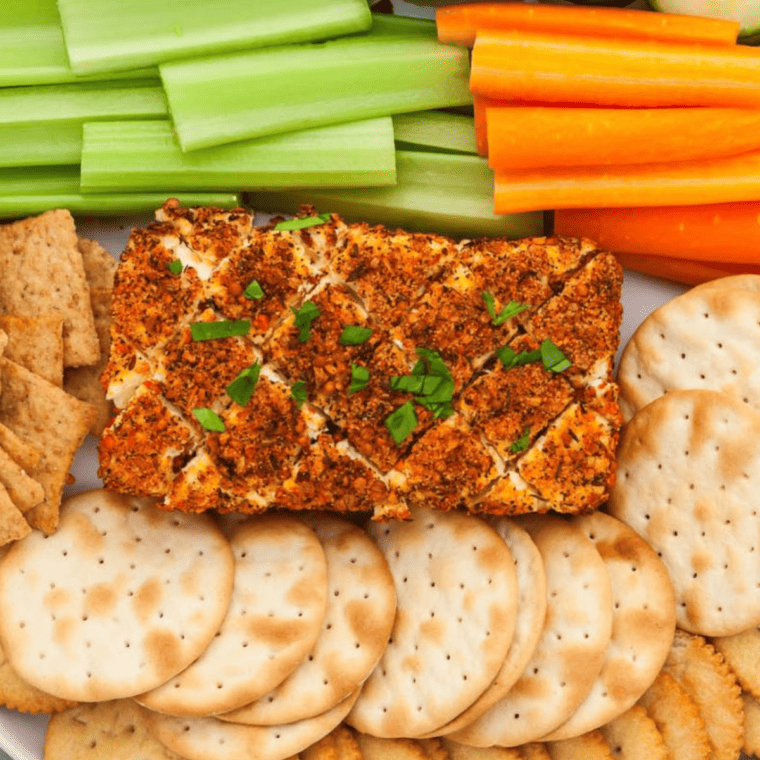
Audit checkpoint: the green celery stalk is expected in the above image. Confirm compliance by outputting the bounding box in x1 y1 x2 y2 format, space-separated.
57 0 372 75
252 150 544 240
0 80 166 168
393 112 478 155
160 21 472 152
79 118 396 192
0 0 157 86
0 165 241 218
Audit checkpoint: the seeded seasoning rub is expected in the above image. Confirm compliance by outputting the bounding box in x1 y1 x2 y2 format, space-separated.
98 200 623 519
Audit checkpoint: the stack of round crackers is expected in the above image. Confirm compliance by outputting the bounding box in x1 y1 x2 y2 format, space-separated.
0 492 684 759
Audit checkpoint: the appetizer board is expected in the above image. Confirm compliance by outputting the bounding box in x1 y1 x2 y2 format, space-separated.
0 211 689 760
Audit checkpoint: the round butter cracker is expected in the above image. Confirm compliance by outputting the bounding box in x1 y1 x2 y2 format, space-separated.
347 506 519 738
138 513 328 717
609 388 760 637
0 489 234 702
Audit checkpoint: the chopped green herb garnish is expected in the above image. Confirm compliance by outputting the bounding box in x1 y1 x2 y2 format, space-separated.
244 280 264 299
291 380 308 408
389 347 455 421
339 325 373 346
482 292 529 326
167 259 183 275
509 426 531 453
291 300 321 343
274 214 332 232
385 400 417 445
190 319 251 341
226 362 262 406
192 407 225 432
540 339 572 373
496 345 542 370
348 364 370 394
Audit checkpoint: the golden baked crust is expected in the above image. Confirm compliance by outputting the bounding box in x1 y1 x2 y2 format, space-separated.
99 202 623 519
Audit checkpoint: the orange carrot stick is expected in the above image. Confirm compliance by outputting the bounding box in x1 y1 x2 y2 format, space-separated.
493 150 760 213
486 106 760 170
471 29 760 108
436 2 740 47
473 95 501 156
613 252 760 286
554 202 760 263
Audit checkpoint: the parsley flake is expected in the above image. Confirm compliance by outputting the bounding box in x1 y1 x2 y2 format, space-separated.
385 400 417 445
291 380 308 408
167 259 183 275
482 292 529 326
274 214 331 232
540 339 572 373
226 362 262 406
192 407 225 432
291 301 321 343
244 280 264 299
509 426 531 453
339 325 373 346
348 364 370 394
190 320 250 341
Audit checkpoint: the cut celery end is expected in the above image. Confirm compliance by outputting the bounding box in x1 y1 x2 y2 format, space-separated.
392 112 478 155
0 0 158 86
252 150 544 239
0 165 241 218
0 80 167 168
57 0 372 75
160 27 472 152
79 118 397 192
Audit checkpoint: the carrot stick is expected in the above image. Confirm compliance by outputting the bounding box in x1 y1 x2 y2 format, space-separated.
493 150 760 213
473 95 501 156
613 252 760 286
554 202 760 263
487 106 760 169
436 2 740 47
471 29 760 108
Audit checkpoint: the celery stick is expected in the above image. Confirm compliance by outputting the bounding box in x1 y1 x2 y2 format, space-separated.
57 0 372 75
0 0 158 86
393 112 478 155
160 23 472 152
252 150 543 240
79 118 396 192
0 166 241 217
0 80 166 167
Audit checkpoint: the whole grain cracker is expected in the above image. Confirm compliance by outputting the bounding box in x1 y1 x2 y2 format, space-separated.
0 444 44 515
543 511 676 740
0 209 100 367
440 739 522 760
712 626 760 701
138 513 329 717
608 388 760 637
77 237 117 291
145 688 360 760
425 517 547 737
617 286 760 421
0 358 96 534
302 725 362 760
0 481 30 546
0 313 64 387
347 506 518 739
599 705 668 760
662 629 744 760
44 699 185 760
0 489 234 702
64 287 114 437
545 730 613 760
742 691 760 759
221 513 396 726
636 671 710 760
448 515 613 748
0 421 41 473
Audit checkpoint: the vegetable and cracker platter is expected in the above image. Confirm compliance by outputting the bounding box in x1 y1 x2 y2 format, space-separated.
3 1 760 760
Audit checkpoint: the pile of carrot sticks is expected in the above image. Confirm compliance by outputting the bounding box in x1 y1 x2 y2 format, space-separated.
437 3 760 284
